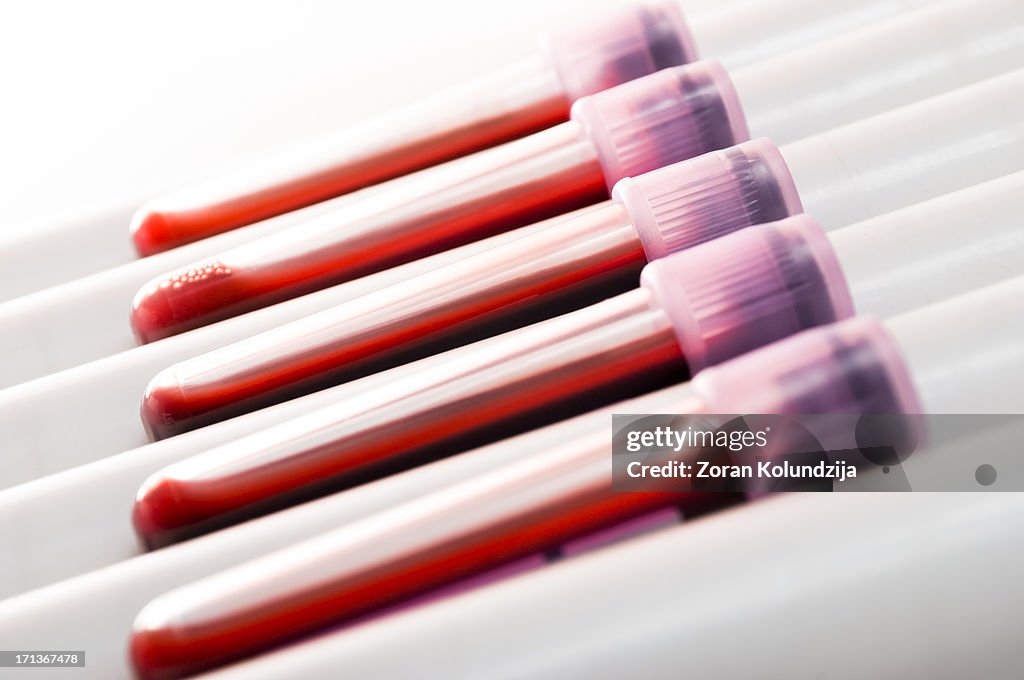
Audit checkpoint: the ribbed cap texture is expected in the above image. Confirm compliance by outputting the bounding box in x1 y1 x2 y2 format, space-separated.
614 138 802 260
640 215 854 372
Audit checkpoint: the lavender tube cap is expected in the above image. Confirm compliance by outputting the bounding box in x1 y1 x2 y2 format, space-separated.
571 59 749 191
613 138 802 261
542 1 699 102
641 214 855 373
692 317 924 415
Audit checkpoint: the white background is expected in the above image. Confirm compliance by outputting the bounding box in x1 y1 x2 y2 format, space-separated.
0 0 634 237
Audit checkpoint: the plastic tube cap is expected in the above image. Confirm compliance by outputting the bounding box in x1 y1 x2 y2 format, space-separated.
613 138 802 261
641 214 855 373
542 1 699 102
571 59 749 190
692 316 924 415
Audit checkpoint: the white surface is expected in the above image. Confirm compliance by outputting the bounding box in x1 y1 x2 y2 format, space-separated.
734 0 1024 143
197 492 1024 680
0 199 142 304
889 276 1024 414
688 0 931 68
833 172 1024 319
782 69 1024 230
0 189 378 388
0 0 622 232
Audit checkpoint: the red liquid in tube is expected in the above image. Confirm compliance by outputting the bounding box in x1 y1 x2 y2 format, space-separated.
130 61 749 341
141 203 647 438
134 289 688 547
130 64 571 256
131 123 608 341
135 160 823 549
141 138 793 441
132 418 729 680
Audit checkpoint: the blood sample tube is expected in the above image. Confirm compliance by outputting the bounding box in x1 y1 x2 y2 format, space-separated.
133 198 1022 546
133 214 854 546
140 62 1024 438
130 61 747 341
140 140 797 438
129 0 1024 340
129 313 924 680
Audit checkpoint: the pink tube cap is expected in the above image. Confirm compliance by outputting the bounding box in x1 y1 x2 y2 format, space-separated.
542 1 698 102
641 214 855 373
692 317 924 415
571 59 749 191
613 138 802 261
